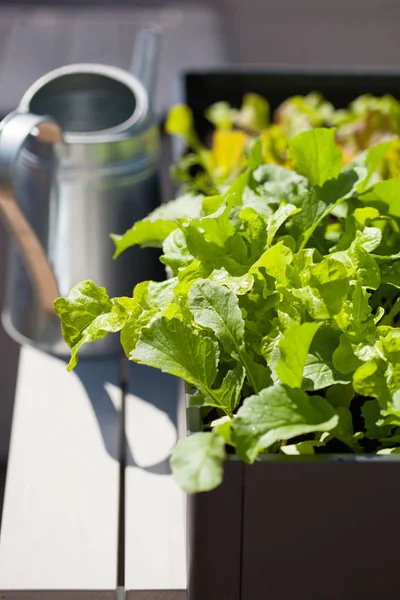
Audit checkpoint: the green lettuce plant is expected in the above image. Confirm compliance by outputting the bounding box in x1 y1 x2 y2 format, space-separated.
165 92 400 196
55 125 400 494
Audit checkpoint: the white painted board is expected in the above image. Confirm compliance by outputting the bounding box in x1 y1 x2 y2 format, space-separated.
124 363 186 595
0 346 121 593
127 592 186 600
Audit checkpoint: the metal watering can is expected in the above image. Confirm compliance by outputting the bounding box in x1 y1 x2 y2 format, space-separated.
0 30 162 356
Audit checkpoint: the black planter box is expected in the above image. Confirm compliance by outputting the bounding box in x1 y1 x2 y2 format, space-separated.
185 403 400 600
180 69 400 600
182 68 400 140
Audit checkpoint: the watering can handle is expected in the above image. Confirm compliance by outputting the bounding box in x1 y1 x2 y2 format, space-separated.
0 112 63 315
131 27 160 106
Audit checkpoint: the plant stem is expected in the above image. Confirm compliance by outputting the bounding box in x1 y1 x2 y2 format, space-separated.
238 349 262 393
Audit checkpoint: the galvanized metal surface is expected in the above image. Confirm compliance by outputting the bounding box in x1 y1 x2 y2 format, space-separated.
0 61 162 355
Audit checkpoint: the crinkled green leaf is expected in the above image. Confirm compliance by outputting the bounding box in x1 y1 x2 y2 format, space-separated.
357 140 394 192
54 281 129 370
170 432 226 493
209 268 254 295
189 280 266 392
371 250 400 262
213 417 234 446
352 226 382 253
251 241 293 284
290 286 330 321
140 278 178 311
224 170 251 208
288 128 343 187
248 139 263 169
278 92 335 137
236 93 270 132
276 322 321 389
333 406 361 451
309 255 351 315
353 358 391 406
253 164 308 204
131 316 218 390
120 312 150 358
380 328 400 405
147 194 205 222
362 399 393 440
303 327 351 390
349 234 381 289
380 262 400 288
184 203 235 260
210 365 246 414
267 202 299 245
333 323 382 369
326 383 354 409
161 228 193 272
132 316 244 415
175 260 211 297
288 250 354 323
111 219 177 255
119 278 178 357
235 206 268 261
363 179 400 218
202 194 224 216
332 333 364 374
189 280 245 356
165 104 201 150
295 170 359 249
111 194 204 256
334 285 372 330
354 206 380 227
205 101 235 130
233 384 339 462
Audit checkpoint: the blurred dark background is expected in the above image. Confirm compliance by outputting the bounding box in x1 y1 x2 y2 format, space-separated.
0 0 400 118
0 0 399 517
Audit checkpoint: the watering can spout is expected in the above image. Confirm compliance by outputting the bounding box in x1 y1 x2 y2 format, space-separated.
0 115 62 316
131 27 160 108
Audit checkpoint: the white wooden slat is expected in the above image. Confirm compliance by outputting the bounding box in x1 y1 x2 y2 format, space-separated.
0 346 121 593
124 363 186 595
127 592 186 600
1 593 116 600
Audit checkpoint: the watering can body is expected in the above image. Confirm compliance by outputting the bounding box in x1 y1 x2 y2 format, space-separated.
0 35 162 356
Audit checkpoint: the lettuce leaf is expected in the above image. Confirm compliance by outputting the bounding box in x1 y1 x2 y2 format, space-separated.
170 432 226 493
56 120 400 494
54 281 130 370
288 128 343 187
232 384 339 462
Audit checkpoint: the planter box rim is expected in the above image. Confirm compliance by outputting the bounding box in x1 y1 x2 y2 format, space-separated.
183 65 400 78
185 395 400 465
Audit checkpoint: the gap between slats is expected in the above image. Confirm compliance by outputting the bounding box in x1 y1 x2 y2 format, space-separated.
117 357 130 599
